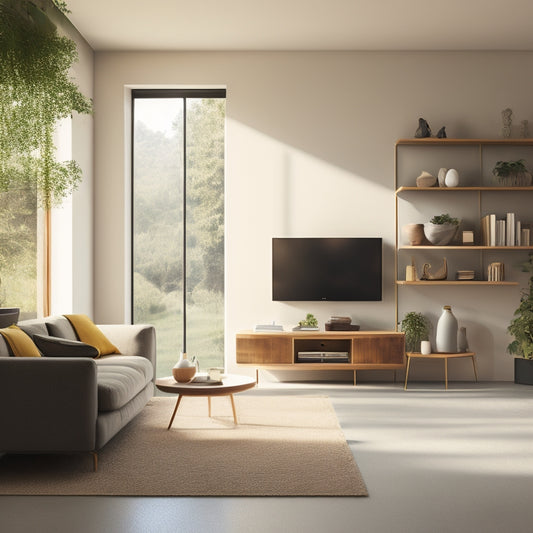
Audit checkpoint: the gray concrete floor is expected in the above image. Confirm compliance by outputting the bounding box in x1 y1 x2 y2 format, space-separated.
1 380 532 533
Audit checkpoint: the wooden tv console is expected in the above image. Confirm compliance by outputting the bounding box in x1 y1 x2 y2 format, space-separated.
236 330 405 385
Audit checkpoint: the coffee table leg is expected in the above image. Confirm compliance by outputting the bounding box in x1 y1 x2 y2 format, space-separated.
208 396 212 417
230 394 238 424
444 358 448 390
167 394 183 430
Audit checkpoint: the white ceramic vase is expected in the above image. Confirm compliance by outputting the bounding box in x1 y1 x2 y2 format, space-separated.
436 306 458 353
445 168 459 187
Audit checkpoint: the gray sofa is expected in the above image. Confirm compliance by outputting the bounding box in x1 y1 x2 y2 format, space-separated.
0 316 156 470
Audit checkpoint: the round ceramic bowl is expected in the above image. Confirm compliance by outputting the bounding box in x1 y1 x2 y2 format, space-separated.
0 307 20 328
423 223 458 246
172 366 197 383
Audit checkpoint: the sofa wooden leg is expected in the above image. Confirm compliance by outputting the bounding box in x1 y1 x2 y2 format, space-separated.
91 451 98 472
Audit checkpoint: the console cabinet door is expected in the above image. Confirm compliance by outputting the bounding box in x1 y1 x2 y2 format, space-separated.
352 334 405 364
236 335 292 364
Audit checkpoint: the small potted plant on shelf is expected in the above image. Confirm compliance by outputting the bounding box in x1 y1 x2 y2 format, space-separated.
424 213 460 245
492 159 532 187
401 311 431 352
294 313 319 331
507 253 533 384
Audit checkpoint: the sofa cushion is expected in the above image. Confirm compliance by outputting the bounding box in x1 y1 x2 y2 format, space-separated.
46 316 78 341
33 334 99 358
64 314 120 356
0 326 41 357
17 321 49 340
96 355 153 411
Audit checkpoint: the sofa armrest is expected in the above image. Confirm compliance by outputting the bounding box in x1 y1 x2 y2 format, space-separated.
97 324 156 369
0 357 98 452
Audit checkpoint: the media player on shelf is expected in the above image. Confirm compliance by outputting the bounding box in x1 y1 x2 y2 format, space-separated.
254 323 284 332
296 351 350 363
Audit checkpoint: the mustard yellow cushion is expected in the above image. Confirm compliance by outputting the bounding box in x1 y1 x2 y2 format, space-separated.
64 314 120 357
0 325 41 357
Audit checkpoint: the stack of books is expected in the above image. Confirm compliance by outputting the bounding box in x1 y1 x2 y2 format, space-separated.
456 270 475 281
325 316 360 331
481 213 531 246
487 262 505 281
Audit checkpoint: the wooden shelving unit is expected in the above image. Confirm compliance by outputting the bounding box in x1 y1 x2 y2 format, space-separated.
394 138 533 322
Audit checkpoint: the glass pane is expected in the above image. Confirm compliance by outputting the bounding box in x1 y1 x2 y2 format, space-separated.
133 95 225 378
0 185 38 319
185 98 225 371
133 98 184 378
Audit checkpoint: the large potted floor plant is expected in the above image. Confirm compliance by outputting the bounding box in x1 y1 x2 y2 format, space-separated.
507 253 533 384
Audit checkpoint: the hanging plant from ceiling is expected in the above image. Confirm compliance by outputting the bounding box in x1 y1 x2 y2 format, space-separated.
0 0 92 210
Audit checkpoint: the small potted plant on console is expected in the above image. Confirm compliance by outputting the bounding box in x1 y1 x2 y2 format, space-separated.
293 313 319 331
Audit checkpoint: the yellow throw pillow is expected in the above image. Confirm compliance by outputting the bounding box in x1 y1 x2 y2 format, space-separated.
0 325 41 357
64 314 120 357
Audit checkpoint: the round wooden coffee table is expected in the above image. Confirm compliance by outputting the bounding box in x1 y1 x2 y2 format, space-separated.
155 374 256 429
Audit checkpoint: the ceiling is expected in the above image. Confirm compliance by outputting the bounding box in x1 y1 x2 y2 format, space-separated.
66 0 533 52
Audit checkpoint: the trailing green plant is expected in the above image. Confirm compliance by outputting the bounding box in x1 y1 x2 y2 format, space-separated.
429 213 459 226
298 313 318 328
0 0 92 209
401 311 431 352
507 253 533 359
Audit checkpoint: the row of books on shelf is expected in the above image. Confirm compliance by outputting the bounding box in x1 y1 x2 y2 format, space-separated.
487 262 505 282
481 213 531 246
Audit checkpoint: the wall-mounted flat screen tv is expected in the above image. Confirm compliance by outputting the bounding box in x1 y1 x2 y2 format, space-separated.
272 237 382 301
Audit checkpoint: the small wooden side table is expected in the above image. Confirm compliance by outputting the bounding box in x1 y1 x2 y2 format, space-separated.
404 351 478 390
155 374 256 429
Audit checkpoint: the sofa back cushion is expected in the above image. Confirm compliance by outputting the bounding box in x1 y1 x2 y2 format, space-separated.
45 316 78 340
0 326 41 357
0 335 11 357
17 321 49 339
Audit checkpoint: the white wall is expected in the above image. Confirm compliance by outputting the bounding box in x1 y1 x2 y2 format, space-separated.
49 8 94 316
94 51 533 380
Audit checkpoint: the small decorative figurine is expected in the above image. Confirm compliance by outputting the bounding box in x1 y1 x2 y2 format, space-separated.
436 126 447 138
415 118 431 138
501 108 512 138
420 258 448 281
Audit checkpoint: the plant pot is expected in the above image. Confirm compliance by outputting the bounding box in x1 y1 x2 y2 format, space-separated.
402 223 425 245
424 223 459 246
514 357 533 385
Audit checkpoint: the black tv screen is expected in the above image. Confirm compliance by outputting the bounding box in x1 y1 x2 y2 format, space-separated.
272 238 382 301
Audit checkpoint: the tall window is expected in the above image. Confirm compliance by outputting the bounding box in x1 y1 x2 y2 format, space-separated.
132 89 226 378
0 185 38 319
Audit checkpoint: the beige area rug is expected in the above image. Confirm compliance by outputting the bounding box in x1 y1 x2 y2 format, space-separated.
0 395 368 496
